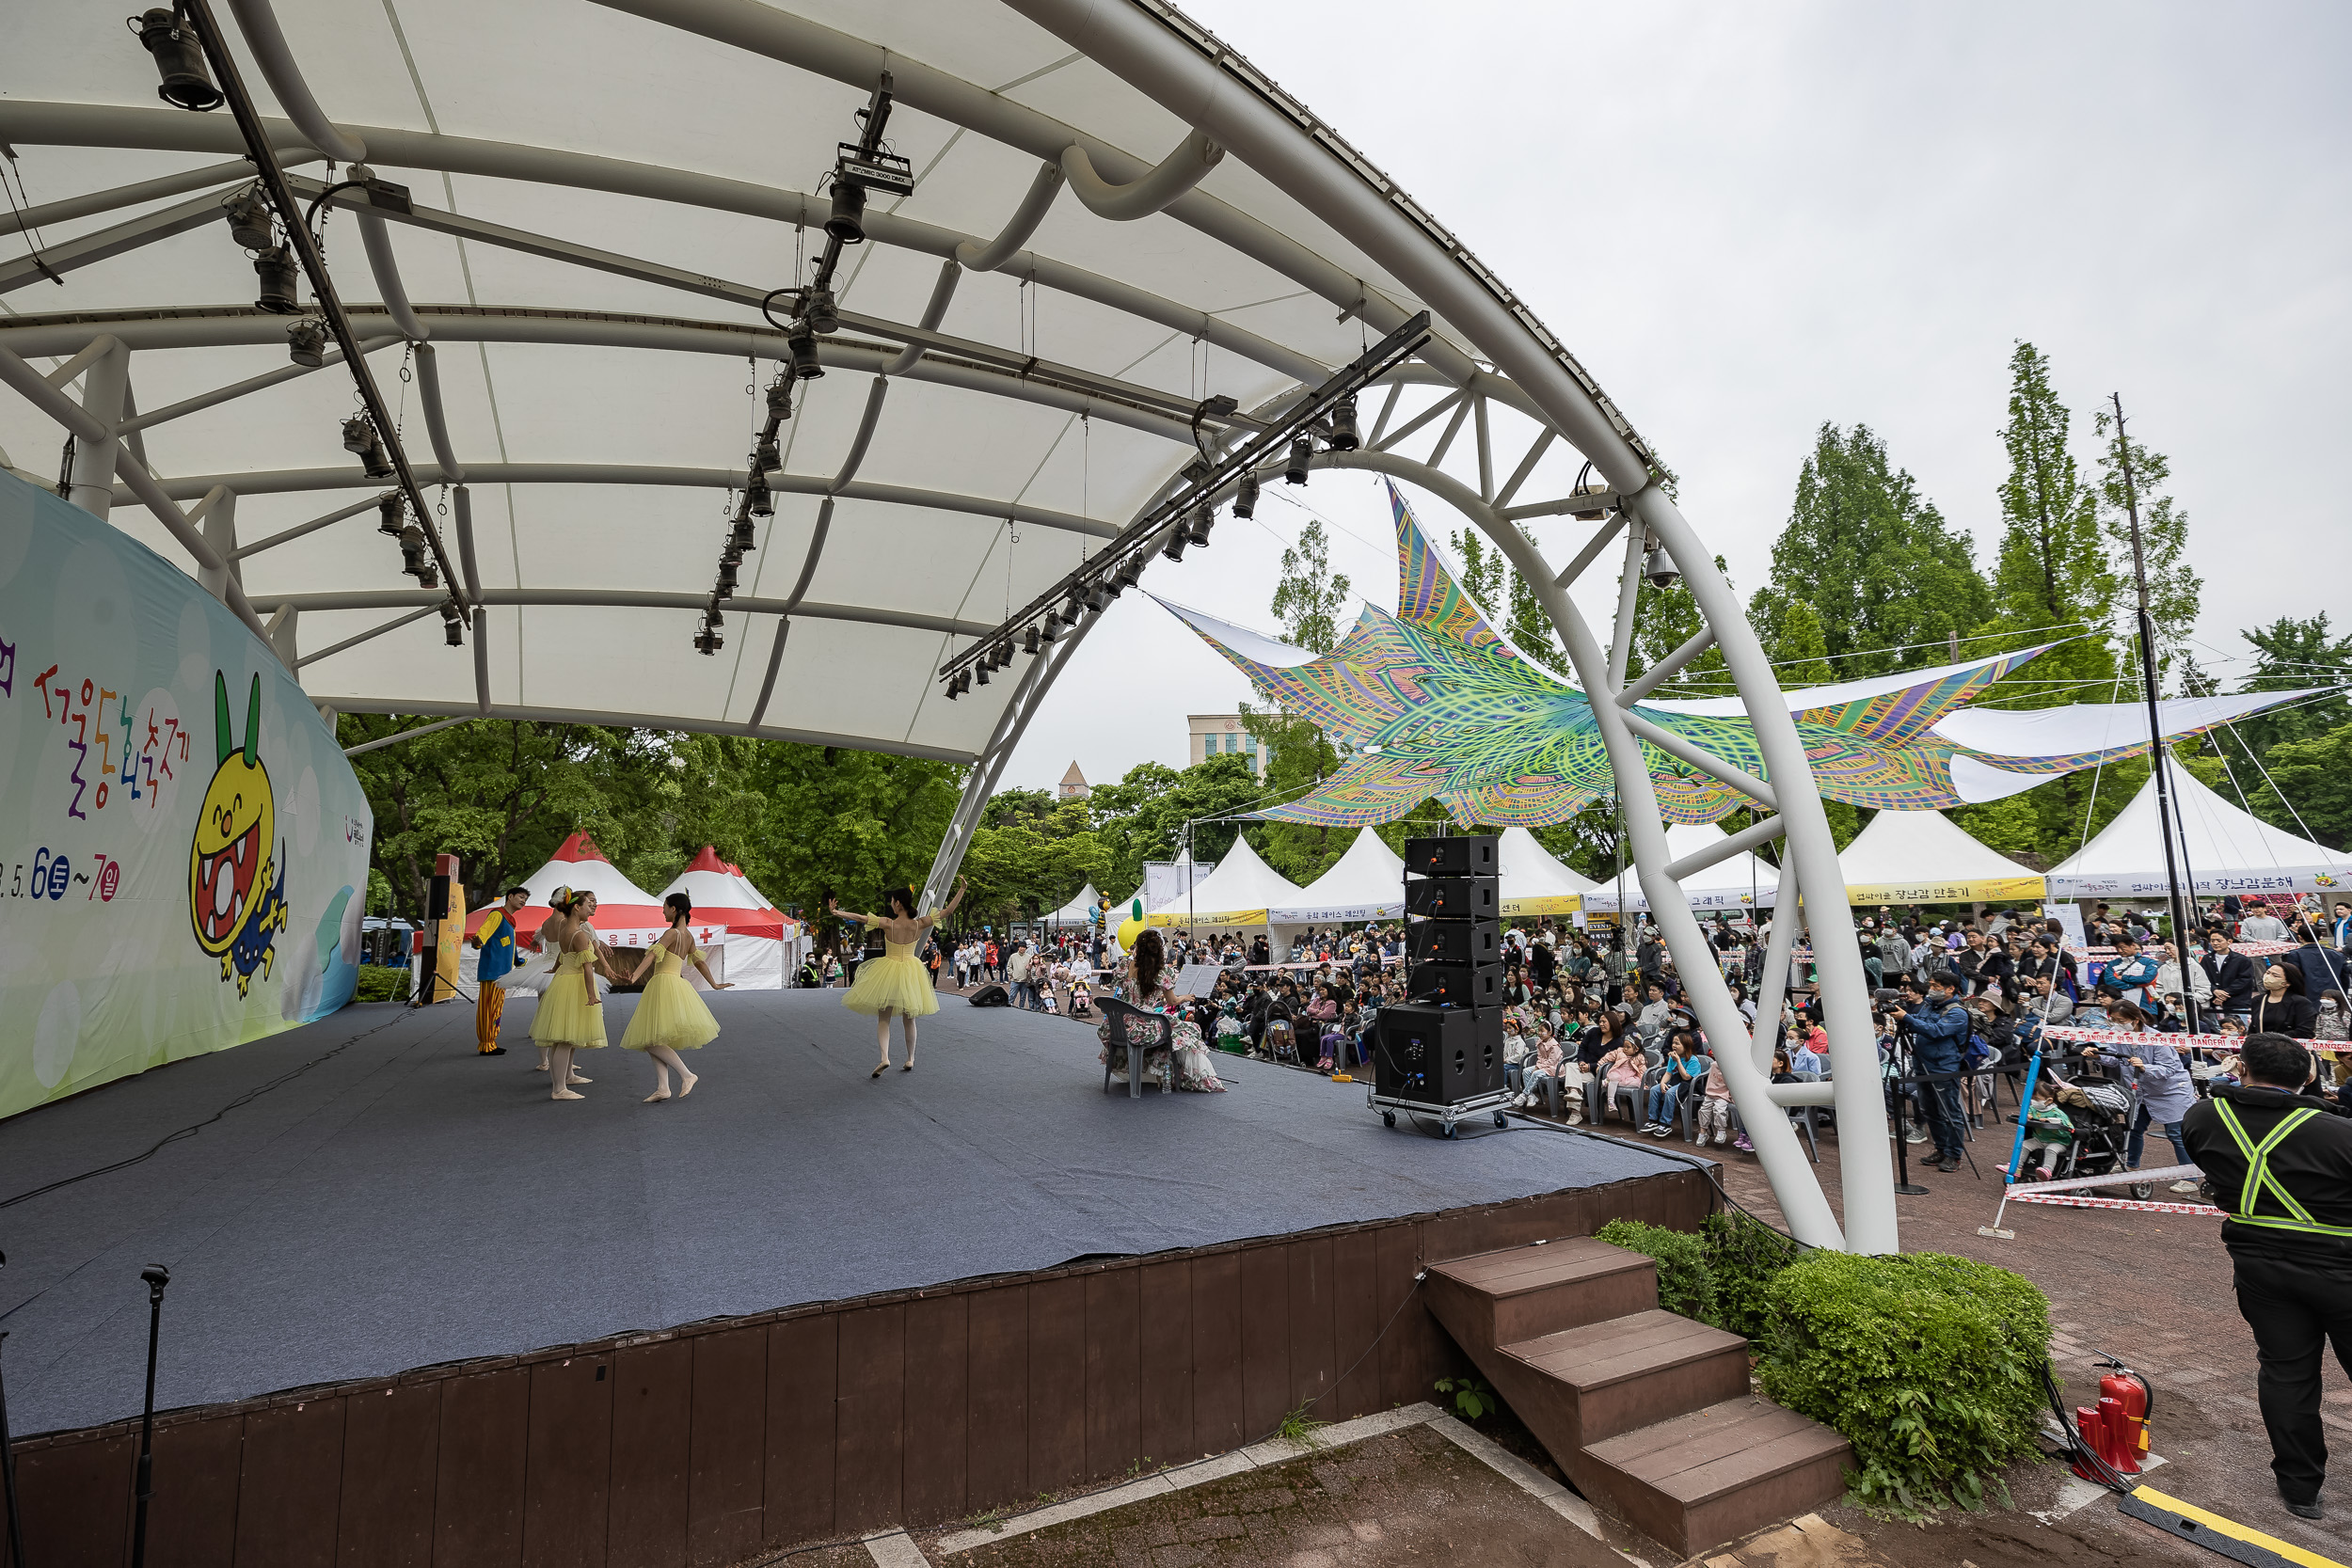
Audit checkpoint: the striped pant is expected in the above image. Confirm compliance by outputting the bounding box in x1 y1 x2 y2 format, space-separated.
476 983 506 1051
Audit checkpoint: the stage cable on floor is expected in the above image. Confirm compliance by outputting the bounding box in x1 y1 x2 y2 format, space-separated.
0 1011 412 1216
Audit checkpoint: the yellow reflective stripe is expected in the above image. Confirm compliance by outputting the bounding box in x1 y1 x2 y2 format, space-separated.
2217 1102 2337 1230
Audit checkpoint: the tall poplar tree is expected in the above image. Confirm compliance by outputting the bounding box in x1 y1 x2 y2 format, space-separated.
1250 515 1356 881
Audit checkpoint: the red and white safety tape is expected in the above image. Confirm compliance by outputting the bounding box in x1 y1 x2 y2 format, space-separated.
2003 1191 2223 1216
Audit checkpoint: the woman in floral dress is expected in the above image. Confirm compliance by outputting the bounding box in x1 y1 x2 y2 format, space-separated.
1098 928 1227 1092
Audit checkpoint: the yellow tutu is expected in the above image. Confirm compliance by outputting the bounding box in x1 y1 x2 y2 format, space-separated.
620 947 721 1052
841 939 939 1018
532 951 609 1049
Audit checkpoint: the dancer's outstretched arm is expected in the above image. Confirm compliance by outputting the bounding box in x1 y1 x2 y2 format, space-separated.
827 895 876 926
627 945 659 984
922 876 968 928
691 947 731 989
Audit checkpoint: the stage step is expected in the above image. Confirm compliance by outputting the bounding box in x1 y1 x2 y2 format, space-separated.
1425 1239 1849 1559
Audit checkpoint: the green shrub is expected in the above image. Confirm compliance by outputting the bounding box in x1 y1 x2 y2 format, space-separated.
1756 1251 2050 1513
1704 1210 1801 1340
1597 1218 1715 1323
354 966 412 1004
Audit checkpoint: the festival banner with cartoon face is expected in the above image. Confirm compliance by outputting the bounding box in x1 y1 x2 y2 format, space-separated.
0 471 373 1120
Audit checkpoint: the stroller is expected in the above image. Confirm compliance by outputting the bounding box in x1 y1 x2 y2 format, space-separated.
2041 1066 2152 1199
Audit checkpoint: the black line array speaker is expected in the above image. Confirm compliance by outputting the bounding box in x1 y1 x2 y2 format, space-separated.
1391 834 1505 1110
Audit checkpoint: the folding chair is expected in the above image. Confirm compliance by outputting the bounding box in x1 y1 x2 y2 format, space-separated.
1097 997 1173 1099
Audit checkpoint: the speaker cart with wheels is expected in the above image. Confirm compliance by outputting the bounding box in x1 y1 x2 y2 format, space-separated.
1375 835 1510 1135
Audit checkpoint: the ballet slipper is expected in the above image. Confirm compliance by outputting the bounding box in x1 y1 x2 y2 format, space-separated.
644 1087 672 1103
552 1088 585 1101
871 1062 888 1079
567 1074 593 1085
675 1071 697 1099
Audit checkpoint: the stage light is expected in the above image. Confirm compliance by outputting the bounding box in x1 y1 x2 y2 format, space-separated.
974 660 989 688
753 435 779 473
802 286 840 335
342 415 374 453
360 436 394 480
1083 582 1109 614
789 325 824 380
130 8 223 112
1023 625 1041 656
397 523 426 577
1286 436 1311 485
222 188 272 251
286 319 326 368
1185 506 1214 548
766 376 794 421
716 559 739 595
1233 472 1259 519
826 177 866 245
1038 614 1060 644
695 626 723 655
1327 394 1359 451
440 600 464 647
254 247 300 314
746 476 773 517
1643 537 1681 590
705 606 724 628
1112 558 1141 593
377 494 404 536
417 562 438 589
1163 527 1186 562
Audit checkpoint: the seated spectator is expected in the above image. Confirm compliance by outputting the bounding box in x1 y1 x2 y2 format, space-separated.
1692 1054 1735 1147
1645 1030 1708 1137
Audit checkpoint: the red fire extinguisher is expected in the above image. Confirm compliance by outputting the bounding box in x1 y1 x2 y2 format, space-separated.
2094 1352 2153 1472
2071 1406 2108 1482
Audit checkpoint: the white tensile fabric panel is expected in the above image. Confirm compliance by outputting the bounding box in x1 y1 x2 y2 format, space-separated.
1272 827 1407 923
1931 689 2330 759
2049 770 2352 897
1835 810 2045 902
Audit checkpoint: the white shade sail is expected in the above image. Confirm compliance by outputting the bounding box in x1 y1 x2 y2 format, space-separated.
2049 770 2352 898
1584 824 1779 913
1144 832 1302 927
1271 827 1406 924
1836 810 2045 906
1497 825 1594 915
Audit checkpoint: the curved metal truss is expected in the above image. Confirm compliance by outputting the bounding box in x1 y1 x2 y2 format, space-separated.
0 0 1894 1250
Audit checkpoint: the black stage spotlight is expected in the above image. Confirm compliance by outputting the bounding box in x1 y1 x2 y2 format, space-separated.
716 559 739 596
1285 436 1311 485
286 319 326 368
342 415 374 454
1113 558 1141 593
254 247 300 314
440 600 464 647
397 523 426 576
417 563 439 590
1038 613 1060 643
705 605 724 628
974 660 990 687
1023 625 1041 656
1327 394 1360 451
789 325 824 379
695 626 723 655
1163 528 1186 563
222 188 272 251
766 376 794 421
130 8 222 111
1185 506 1214 548
826 177 867 245
753 435 780 473
730 517 757 552
1083 582 1108 614
746 476 773 517
802 286 840 335
1063 594 1087 626
376 494 404 536
361 436 394 480
1233 471 1259 519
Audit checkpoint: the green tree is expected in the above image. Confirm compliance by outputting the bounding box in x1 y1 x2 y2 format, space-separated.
2213 614 2352 769
1450 525 1566 674
1089 755 1266 896
2093 399 2201 673
1628 554 1735 698
2249 722 2352 850
1269 515 1353 654
1746 422 1989 681
737 744 961 952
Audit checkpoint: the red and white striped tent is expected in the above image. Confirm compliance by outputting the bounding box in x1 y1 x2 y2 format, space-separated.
477 832 668 942
656 847 802 990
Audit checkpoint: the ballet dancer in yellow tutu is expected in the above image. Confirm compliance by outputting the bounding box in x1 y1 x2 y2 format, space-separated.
532 890 616 1101
620 894 731 1101
832 875 965 1077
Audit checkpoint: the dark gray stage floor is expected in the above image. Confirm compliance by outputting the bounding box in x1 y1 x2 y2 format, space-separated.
0 989 1677 1435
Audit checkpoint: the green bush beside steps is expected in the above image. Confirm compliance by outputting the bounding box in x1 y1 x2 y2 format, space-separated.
1597 1215 2050 1513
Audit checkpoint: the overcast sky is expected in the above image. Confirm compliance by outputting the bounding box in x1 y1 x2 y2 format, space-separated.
1002 0 2351 793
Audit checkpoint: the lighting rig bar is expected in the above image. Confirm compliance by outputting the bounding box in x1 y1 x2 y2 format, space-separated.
759 73 904 342
177 0 466 624
937 310 1431 697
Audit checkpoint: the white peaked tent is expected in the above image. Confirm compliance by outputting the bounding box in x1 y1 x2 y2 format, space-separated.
1273 829 1407 924
1837 811 2045 905
656 847 802 990
1498 827 1596 916
2050 770 2352 898
1042 881 1104 927
1583 824 1781 912
1145 835 1306 928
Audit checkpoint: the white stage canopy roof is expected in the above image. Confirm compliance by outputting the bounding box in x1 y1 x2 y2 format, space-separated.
1497 825 1593 916
1836 810 2045 906
0 0 1665 783
1271 827 1405 924
2048 770 2352 899
1041 879 1102 926
1584 824 1779 913
1145 832 1301 927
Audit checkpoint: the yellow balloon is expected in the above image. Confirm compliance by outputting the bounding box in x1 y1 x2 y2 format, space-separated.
1116 917 1146 950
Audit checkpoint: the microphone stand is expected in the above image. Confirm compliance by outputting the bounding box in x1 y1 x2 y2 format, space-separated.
129 1265 169 1568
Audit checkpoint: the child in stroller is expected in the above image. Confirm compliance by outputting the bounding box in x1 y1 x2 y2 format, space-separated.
2038 1055 2154 1198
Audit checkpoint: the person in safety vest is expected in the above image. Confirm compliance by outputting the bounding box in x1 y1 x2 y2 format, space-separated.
2183 1031 2352 1522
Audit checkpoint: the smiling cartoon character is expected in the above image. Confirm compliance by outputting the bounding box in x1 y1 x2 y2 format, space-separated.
190 672 288 996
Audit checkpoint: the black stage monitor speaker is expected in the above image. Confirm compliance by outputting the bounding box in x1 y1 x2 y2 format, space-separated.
1403 834 1499 878
1375 1005 1503 1105
1407 961 1502 1009
966 982 1009 1007
1405 876 1499 920
1406 917 1500 967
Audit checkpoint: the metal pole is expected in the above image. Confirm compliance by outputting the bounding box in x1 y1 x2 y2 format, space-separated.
2108 395 2198 1032
0 1282 25 1568
128 1264 169 1568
